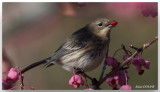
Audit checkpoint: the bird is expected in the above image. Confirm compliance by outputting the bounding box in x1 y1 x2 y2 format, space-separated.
21 18 118 74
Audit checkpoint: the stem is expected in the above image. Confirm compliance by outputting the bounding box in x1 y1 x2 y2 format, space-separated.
99 50 109 81
99 38 111 81
82 74 89 88
83 73 93 81
93 36 158 89
18 67 24 90
23 85 35 90
99 61 107 81
121 44 129 55
124 70 127 85
112 48 123 57
9 86 19 90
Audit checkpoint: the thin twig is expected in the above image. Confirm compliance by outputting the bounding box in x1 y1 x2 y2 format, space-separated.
112 48 123 57
93 36 158 89
23 85 35 90
99 50 109 81
9 86 19 90
83 73 93 81
99 38 111 81
121 44 132 55
16 67 35 90
81 72 89 88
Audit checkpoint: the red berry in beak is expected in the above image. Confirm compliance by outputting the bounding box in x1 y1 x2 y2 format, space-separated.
109 21 118 26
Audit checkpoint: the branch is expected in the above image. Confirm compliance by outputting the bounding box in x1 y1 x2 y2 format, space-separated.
99 45 110 81
93 36 158 89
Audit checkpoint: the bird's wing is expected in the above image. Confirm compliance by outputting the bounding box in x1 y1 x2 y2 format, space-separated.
44 39 89 67
50 37 88 61
44 26 91 67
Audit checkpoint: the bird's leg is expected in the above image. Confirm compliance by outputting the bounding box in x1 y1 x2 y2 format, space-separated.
73 67 92 80
72 67 83 74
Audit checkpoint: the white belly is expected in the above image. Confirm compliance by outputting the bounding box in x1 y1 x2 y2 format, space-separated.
55 47 108 72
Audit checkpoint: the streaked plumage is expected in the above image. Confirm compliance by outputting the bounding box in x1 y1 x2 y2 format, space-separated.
44 18 118 72
21 18 118 74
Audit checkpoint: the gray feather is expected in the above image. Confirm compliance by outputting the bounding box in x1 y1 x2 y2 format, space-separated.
45 25 108 68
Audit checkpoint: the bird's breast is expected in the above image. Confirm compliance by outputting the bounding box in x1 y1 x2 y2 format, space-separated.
55 39 109 72
55 45 108 72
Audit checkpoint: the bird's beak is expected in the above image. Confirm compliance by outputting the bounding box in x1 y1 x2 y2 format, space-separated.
108 20 118 27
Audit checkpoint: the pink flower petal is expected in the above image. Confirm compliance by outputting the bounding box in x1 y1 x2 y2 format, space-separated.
7 68 19 82
73 83 80 88
74 75 82 83
69 74 84 88
69 75 74 85
106 77 113 82
119 85 132 90
144 60 150 69
138 58 145 66
106 76 119 87
117 71 128 86
114 76 119 80
131 57 145 75
106 57 118 68
84 88 94 90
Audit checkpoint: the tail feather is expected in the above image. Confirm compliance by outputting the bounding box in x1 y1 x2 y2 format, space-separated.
43 59 55 68
21 57 51 74
43 63 55 68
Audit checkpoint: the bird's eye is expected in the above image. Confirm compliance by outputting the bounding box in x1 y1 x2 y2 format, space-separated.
98 23 103 27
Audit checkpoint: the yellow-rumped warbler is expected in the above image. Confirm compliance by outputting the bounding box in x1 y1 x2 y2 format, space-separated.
22 18 118 73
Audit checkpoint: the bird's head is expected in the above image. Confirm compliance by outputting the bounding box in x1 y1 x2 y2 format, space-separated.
88 18 118 39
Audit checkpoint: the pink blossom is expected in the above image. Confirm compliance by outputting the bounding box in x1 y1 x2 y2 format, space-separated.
133 63 144 75
116 70 128 86
106 76 119 87
131 55 150 75
106 57 118 68
104 3 139 18
69 74 84 88
119 85 132 90
137 2 158 17
122 54 150 75
7 68 19 82
106 70 129 87
84 88 94 90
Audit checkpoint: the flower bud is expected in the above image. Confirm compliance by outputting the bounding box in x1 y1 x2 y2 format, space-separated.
119 85 132 90
106 57 118 68
7 68 19 82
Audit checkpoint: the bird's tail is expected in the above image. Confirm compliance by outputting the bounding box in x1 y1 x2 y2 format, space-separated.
21 57 51 74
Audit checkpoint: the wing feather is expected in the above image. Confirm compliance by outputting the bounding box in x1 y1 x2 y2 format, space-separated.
45 26 93 67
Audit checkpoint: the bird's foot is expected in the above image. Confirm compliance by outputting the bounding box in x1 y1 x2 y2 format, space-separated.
73 67 84 75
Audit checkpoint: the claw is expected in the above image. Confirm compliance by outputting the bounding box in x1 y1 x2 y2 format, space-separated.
73 67 84 74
